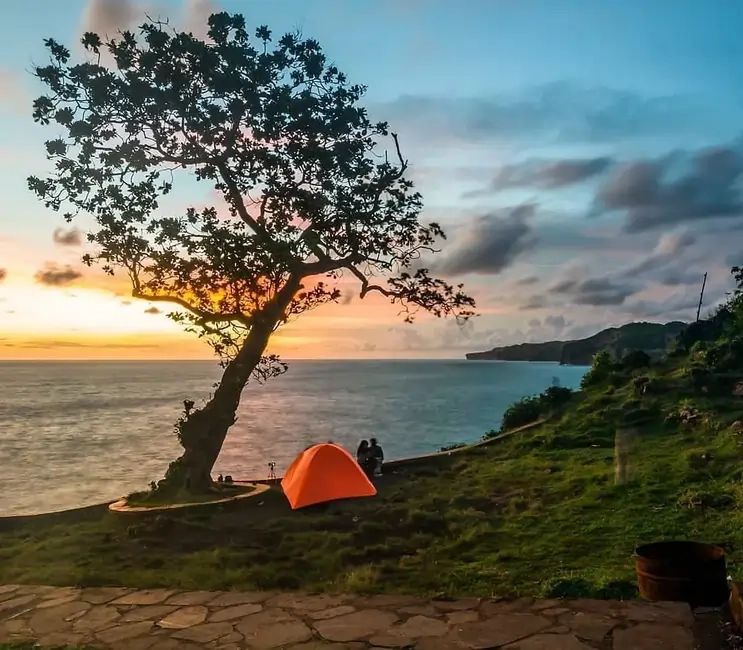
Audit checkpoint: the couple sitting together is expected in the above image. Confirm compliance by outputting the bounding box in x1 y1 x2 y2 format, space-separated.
356 437 384 479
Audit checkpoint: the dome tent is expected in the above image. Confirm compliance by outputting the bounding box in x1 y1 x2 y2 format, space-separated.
281 443 377 509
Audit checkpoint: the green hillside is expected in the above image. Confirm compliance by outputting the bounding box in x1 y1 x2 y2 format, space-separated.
1 271 743 598
466 320 687 365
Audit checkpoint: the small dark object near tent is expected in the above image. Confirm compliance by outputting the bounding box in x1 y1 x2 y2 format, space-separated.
281 443 377 509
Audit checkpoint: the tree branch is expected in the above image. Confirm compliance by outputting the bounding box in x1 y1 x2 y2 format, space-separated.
132 290 252 325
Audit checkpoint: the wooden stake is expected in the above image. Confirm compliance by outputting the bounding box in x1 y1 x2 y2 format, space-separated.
696 272 708 322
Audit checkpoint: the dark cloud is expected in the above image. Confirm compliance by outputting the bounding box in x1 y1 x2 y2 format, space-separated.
52 227 83 246
144 306 162 315
551 275 640 306
621 230 697 278
519 295 548 311
545 315 569 333
471 157 612 195
657 268 706 287
625 293 702 320
433 203 537 276
0 268 6 282
528 318 541 328
376 83 730 147
34 263 82 287
593 145 743 232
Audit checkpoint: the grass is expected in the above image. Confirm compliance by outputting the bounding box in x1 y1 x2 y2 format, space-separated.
124 482 254 507
4 334 743 599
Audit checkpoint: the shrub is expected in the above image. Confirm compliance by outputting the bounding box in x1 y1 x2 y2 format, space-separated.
581 350 616 389
501 395 543 431
621 349 651 371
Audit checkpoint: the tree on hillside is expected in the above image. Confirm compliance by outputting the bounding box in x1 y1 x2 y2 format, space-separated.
28 13 475 494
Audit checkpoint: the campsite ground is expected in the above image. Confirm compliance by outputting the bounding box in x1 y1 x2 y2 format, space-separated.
4 350 743 600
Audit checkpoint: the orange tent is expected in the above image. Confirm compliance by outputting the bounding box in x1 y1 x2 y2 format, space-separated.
281 443 377 509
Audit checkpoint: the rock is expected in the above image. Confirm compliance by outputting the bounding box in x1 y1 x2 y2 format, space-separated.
541 607 571 617
447 611 480 625
0 595 36 614
73 605 121 632
452 613 551 649
621 601 693 626
37 631 85 647
80 587 134 604
120 605 177 622
35 595 80 610
171 621 235 643
559 611 616 641
479 598 534 617
369 615 449 647
210 602 263 622
111 589 175 606
96 620 154 644
166 591 216 606
236 608 313 649
313 609 399 642
209 591 270 607
503 633 595 649
613 623 693 650
28 600 91 635
433 598 481 612
157 605 209 629
309 605 357 620
266 593 350 612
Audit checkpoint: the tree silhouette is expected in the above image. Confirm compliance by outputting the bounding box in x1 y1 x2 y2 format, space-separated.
29 12 475 494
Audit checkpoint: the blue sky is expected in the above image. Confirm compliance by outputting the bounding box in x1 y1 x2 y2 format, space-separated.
1 0 742 358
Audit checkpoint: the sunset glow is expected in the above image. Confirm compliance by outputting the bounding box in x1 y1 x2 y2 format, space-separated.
1 0 742 360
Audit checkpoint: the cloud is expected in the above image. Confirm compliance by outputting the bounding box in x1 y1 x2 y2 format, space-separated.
515 275 539 286
550 273 640 306
3 339 159 350
34 264 82 287
433 203 537 276
52 227 83 247
593 145 743 232
621 229 697 278
0 268 6 282
144 306 162 314
544 315 569 335
80 0 139 36
182 0 220 40
519 295 548 311
0 69 28 115
376 83 734 148
469 157 612 196
80 0 221 40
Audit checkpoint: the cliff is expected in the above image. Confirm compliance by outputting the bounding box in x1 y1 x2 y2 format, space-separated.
466 321 688 365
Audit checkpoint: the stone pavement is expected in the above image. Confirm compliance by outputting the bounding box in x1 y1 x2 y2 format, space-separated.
0 584 696 649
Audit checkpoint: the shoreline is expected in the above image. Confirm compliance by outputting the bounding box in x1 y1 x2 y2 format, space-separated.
0 420 545 523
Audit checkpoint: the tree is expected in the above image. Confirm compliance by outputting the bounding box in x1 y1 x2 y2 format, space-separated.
29 13 475 495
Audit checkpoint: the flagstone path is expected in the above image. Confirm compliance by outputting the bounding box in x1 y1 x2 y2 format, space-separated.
0 584 698 649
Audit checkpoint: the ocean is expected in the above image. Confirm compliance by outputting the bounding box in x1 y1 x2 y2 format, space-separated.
0 360 587 516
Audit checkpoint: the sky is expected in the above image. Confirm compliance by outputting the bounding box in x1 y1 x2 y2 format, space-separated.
1 0 743 360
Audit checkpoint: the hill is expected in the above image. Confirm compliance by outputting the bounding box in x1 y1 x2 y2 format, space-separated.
466 320 687 365
1 276 743 600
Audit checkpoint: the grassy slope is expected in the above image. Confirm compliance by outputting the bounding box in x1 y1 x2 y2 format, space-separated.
2 350 743 599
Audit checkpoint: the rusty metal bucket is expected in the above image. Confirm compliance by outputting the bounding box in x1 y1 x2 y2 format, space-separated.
635 541 729 607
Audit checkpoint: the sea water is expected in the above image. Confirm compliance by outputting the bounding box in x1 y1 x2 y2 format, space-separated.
0 359 586 515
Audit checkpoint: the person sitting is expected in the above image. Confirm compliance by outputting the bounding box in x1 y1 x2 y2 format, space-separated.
369 438 384 476
356 440 374 478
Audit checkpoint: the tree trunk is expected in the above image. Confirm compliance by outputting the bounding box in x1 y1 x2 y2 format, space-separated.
165 280 300 495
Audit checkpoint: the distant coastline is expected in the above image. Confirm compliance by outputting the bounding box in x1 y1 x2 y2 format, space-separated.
466 320 687 366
